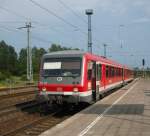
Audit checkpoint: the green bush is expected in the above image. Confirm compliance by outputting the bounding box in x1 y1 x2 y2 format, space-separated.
21 74 27 81
33 74 39 81
0 72 6 80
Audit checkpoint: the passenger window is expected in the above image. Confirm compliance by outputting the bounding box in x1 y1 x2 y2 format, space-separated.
96 64 101 80
87 61 93 80
108 66 112 77
106 66 109 78
112 67 114 77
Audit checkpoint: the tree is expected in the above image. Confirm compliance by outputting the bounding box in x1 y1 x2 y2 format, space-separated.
32 47 46 73
48 43 79 52
0 41 8 71
0 40 18 75
17 48 27 75
18 47 46 76
7 45 18 74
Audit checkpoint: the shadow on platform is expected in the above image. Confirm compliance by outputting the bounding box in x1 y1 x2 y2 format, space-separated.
82 104 144 115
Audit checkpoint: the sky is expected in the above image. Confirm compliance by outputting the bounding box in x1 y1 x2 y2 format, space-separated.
0 0 150 68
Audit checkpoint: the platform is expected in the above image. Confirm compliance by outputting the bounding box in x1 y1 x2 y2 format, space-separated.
40 79 150 136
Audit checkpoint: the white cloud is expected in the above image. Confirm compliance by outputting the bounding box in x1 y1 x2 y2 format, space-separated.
132 0 150 16
133 0 145 6
132 17 150 23
99 0 128 15
66 0 128 15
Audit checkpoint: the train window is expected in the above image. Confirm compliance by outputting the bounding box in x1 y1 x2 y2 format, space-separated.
87 61 93 80
110 67 114 77
114 68 116 76
119 69 121 76
121 69 123 76
96 64 101 80
109 67 111 77
116 68 117 76
111 67 113 77
116 68 118 76
42 57 82 77
110 67 112 77
106 66 109 78
99 64 102 79
88 70 92 80
118 69 120 76
112 67 114 77
113 67 115 77
117 68 118 76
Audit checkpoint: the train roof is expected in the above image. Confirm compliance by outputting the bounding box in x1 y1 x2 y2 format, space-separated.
43 50 132 70
44 50 85 57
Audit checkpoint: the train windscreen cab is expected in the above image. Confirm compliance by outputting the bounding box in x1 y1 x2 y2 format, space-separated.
42 57 82 85
38 50 133 104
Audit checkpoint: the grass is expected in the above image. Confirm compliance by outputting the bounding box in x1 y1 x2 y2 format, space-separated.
0 76 38 88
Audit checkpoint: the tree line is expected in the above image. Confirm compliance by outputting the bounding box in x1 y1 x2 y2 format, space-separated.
0 40 79 80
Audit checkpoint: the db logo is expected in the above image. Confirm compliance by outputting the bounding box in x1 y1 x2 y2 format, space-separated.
57 77 62 81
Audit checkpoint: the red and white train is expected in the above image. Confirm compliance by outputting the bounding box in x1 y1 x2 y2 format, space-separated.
38 50 134 104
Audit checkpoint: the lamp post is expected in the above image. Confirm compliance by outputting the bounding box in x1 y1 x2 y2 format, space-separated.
85 9 93 53
103 44 108 58
119 24 124 48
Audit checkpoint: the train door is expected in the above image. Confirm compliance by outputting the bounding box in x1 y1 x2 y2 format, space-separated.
91 62 101 102
91 62 96 102
122 68 125 84
87 61 101 102
95 62 101 101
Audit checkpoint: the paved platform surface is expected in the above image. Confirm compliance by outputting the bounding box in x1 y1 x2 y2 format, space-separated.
40 79 150 136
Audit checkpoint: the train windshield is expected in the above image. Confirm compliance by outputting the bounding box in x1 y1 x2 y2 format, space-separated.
42 57 82 77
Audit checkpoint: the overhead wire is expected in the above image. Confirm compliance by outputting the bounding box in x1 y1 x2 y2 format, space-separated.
0 6 29 20
0 25 57 45
0 8 71 47
29 0 78 29
0 0 102 52
28 0 99 44
0 24 74 48
0 3 80 48
1 0 102 53
57 0 87 24
56 0 103 50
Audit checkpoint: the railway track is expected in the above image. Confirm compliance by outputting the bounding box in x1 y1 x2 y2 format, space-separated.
0 88 37 111
0 100 42 124
1 109 59 136
0 100 45 135
0 85 36 92
0 90 37 100
0 103 88 136
0 100 38 117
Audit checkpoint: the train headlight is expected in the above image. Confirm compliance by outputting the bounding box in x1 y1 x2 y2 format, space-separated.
42 87 46 92
73 88 78 92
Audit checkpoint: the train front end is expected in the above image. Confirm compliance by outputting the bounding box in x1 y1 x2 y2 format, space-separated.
37 51 88 104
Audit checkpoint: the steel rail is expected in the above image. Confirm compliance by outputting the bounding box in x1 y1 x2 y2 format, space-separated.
0 90 37 100
1 109 61 136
